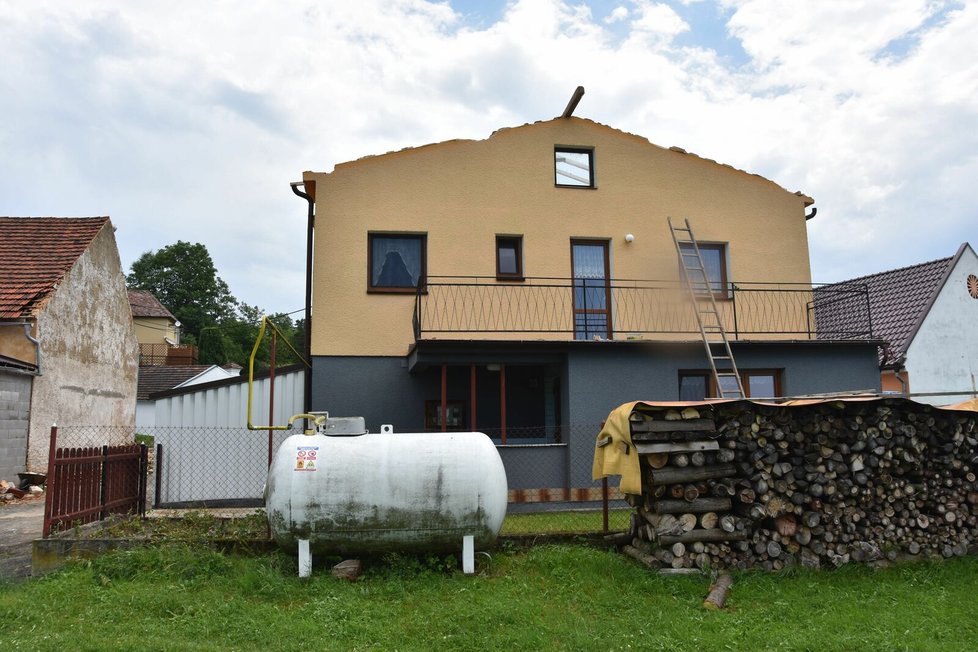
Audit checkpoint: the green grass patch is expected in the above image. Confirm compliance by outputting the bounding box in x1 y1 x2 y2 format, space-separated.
2 544 977 650
501 508 630 534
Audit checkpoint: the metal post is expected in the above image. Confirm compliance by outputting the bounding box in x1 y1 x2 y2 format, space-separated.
470 364 477 431
731 284 739 338
500 364 507 444
154 443 163 509
138 443 148 518
268 329 276 468
602 477 610 533
441 364 448 432
99 445 109 520
42 425 58 538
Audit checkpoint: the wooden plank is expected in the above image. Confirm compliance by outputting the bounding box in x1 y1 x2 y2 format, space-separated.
636 440 718 455
652 497 731 514
632 430 721 442
659 529 747 545
630 418 716 434
649 463 737 485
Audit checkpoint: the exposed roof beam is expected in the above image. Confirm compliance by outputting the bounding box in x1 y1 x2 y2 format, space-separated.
561 86 585 118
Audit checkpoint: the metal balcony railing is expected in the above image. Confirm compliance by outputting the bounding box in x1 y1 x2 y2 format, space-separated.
413 277 873 341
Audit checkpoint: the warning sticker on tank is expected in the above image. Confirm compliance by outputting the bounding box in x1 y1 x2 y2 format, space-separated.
295 446 319 471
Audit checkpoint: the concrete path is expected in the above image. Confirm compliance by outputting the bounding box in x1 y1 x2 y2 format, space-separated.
0 498 44 581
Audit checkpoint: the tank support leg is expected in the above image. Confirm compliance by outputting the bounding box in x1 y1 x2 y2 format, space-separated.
298 539 312 578
462 535 475 574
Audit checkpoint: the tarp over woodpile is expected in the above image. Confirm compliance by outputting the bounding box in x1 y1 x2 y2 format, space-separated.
592 396 978 494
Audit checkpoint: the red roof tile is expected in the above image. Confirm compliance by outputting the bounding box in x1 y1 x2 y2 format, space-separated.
0 217 110 319
128 289 176 320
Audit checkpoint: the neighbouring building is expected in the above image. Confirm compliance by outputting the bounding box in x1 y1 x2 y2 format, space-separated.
818 243 978 405
135 364 242 428
128 289 199 365
0 216 138 476
297 106 883 497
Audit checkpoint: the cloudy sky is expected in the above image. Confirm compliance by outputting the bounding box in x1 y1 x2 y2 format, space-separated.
1 0 975 314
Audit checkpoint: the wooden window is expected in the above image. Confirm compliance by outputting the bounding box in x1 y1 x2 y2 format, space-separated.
425 400 465 430
367 233 426 293
679 242 729 299
555 147 594 188
679 369 782 399
571 240 611 340
496 236 524 280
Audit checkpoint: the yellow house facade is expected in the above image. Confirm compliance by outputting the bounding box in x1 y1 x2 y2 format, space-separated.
298 111 881 496
306 117 822 358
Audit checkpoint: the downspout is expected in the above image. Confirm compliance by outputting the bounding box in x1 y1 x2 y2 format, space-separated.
24 323 40 374
290 180 315 414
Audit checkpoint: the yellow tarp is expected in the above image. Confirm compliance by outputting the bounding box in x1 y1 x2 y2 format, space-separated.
592 395 978 495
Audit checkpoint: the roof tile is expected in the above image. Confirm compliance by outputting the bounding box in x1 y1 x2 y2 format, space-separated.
0 217 110 318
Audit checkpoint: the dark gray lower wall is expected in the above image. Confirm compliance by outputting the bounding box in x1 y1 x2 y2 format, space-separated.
313 341 881 489
0 371 32 482
562 341 881 485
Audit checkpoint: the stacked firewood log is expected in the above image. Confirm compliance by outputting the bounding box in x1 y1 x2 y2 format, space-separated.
618 399 978 571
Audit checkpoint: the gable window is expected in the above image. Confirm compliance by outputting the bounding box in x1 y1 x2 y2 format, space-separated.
678 369 782 400
496 236 524 280
368 233 426 292
679 242 729 298
555 147 594 188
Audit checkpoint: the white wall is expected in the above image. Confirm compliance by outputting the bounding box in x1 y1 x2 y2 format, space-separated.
905 246 978 405
153 368 303 428
148 369 305 504
135 400 155 429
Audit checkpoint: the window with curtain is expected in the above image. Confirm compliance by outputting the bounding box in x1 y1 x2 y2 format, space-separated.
368 234 426 291
679 243 728 297
572 241 610 340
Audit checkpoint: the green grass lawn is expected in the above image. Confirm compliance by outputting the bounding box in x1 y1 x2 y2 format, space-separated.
2 544 977 651
501 508 631 534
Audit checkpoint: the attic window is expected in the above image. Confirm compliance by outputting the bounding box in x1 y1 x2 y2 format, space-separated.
555 147 594 188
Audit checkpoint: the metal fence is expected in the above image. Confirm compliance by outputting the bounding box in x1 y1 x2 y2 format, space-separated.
415 277 874 341
56 423 628 535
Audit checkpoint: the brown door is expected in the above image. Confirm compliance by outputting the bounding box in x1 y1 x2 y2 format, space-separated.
571 240 611 340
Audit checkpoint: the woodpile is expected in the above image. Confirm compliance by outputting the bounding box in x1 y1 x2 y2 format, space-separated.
619 399 978 571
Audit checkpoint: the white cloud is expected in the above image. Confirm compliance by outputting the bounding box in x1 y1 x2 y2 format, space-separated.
0 0 975 312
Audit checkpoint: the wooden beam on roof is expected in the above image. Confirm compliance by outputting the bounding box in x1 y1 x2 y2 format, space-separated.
561 86 585 118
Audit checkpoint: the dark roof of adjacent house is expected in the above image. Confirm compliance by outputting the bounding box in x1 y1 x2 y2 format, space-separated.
817 244 970 367
128 289 176 320
0 216 110 319
137 365 212 400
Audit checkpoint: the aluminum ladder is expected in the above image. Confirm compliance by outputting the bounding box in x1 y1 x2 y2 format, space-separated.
668 217 745 400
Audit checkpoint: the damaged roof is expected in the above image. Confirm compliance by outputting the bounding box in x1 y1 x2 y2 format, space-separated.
306 116 814 206
0 217 110 319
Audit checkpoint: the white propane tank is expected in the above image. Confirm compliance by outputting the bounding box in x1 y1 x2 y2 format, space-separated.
265 416 508 568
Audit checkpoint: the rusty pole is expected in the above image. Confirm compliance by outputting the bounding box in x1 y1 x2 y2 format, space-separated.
441 365 448 432
500 364 507 444
42 424 58 538
470 364 477 431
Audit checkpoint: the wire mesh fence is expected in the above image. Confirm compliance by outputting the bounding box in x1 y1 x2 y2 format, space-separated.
55 422 628 536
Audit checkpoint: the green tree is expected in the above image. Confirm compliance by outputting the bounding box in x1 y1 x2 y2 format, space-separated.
126 241 237 341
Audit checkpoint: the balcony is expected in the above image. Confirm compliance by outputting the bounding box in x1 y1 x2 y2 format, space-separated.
138 343 199 366
413 277 873 342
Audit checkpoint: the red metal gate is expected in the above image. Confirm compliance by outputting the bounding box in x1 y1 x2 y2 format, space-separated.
43 426 148 537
